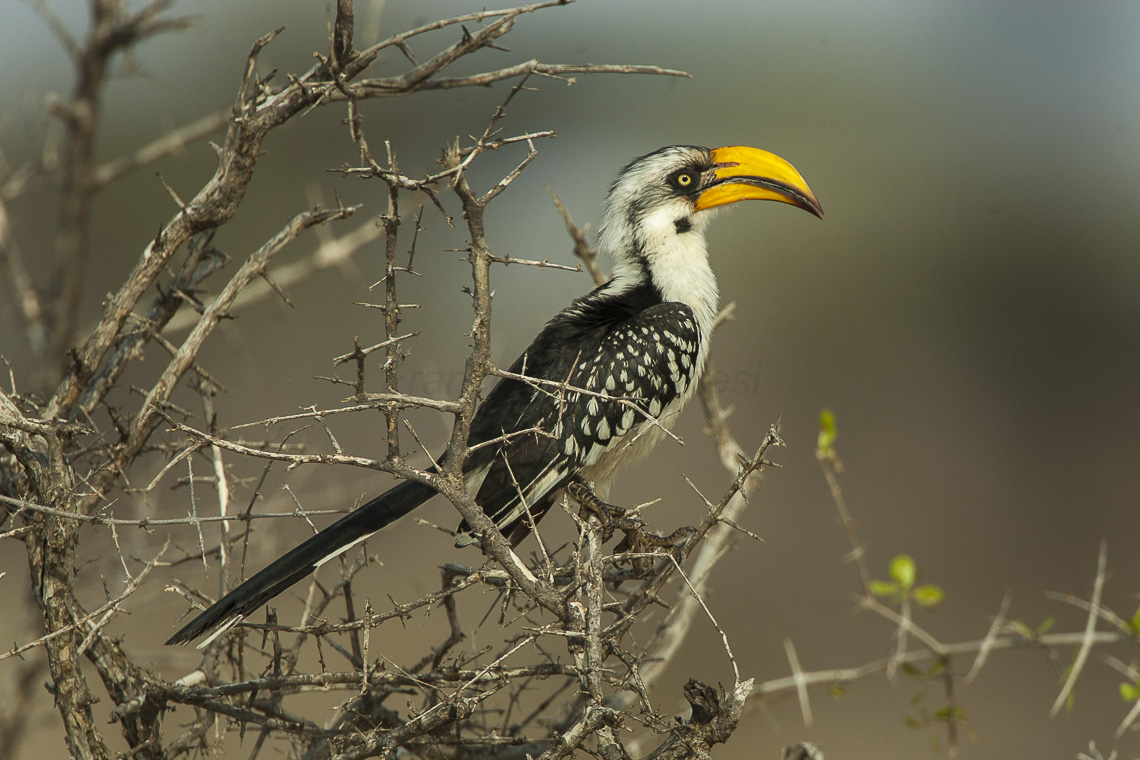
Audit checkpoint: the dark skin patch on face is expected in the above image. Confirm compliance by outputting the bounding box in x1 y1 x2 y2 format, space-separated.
673 217 693 234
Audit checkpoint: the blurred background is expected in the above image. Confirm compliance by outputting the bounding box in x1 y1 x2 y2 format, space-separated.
2 1 1139 758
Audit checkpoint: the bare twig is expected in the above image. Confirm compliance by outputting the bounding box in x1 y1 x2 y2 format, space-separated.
783 638 813 728
1050 541 1108 716
0 492 351 528
164 219 385 333
91 109 231 191
963 591 1011 686
1 542 168 663
753 628 1130 701
549 187 605 287
817 428 872 595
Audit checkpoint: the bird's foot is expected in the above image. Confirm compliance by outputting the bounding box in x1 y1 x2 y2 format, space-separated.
616 525 696 551
565 477 643 541
612 525 696 575
566 477 694 576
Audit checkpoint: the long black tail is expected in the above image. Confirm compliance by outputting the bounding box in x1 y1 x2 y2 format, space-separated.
165 478 438 647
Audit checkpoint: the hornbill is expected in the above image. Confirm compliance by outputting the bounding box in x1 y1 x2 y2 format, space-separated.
165 145 822 647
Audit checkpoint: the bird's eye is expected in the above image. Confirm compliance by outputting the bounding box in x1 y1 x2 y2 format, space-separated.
669 170 697 191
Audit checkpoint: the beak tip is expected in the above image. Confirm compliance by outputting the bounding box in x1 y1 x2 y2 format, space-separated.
705 145 823 220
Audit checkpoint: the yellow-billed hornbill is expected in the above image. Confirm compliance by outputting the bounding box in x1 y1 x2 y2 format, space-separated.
165 145 822 647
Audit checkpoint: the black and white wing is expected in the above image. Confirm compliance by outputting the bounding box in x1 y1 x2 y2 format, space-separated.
455 290 702 546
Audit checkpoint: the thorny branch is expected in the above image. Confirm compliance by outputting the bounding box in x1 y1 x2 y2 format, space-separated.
1 2 718 758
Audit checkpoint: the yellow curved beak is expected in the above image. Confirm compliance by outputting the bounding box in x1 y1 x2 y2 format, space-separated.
696 145 823 218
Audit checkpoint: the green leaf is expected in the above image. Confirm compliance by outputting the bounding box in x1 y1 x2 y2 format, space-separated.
817 408 838 455
1036 616 1055 635
1011 620 1035 639
1121 682 1140 703
934 705 968 721
1130 606 1140 635
870 580 899 598
913 584 945 609
889 554 917 590
829 683 847 699
900 662 922 677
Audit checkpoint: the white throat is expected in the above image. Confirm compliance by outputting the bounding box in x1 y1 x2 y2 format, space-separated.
602 204 720 336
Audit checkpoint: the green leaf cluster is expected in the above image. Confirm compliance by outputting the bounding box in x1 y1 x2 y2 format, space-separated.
871 554 944 609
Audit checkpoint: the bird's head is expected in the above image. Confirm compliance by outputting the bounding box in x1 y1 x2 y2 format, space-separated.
596 145 821 315
598 145 822 250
